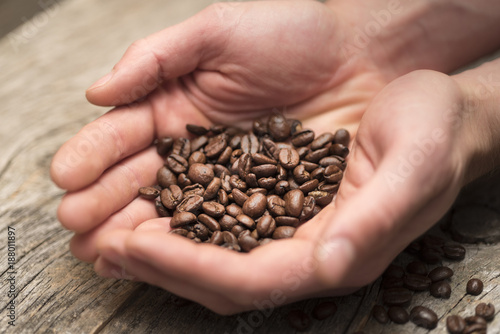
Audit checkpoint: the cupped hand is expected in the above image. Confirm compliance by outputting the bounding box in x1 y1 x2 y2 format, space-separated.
91 70 477 315
51 0 390 262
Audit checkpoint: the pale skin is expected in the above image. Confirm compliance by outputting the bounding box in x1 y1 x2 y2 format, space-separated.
50 0 500 314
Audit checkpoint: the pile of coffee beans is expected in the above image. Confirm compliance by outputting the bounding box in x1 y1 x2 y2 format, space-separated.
138 114 350 252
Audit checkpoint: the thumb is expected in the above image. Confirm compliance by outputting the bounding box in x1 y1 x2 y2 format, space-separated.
85 4 229 106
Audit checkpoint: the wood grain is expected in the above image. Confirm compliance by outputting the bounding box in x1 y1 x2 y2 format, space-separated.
0 0 498 333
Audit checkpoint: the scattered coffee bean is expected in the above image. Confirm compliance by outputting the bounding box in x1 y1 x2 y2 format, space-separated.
428 266 454 282
430 281 452 299
442 243 466 260
410 306 438 329
387 306 409 324
463 323 487 334
404 274 431 291
447 315 466 334
466 278 484 295
287 309 311 332
475 303 495 321
383 288 412 306
464 316 487 326
138 186 160 200
372 305 389 324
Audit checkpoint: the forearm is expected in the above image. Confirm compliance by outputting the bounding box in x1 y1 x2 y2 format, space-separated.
453 57 500 183
326 0 500 77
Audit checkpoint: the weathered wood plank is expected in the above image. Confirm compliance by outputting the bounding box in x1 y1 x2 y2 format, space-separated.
0 0 499 333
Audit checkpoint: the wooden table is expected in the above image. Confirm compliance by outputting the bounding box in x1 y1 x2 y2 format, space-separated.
1 0 499 332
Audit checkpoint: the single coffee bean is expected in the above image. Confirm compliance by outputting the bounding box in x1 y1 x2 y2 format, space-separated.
299 196 316 223
256 215 276 238
177 195 204 213
203 177 221 200
311 132 334 150
382 288 412 306
272 226 296 239
219 214 238 231
238 234 259 252
193 223 209 241
291 129 315 147
333 128 350 146
279 148 300 170
202 201 226 218
388 306 409 324
293 165 311 184
225 204 243 218
372 305 389 324
155 200 170 217
382 277 404 289
246 188 268 196
442 243 466 260
190 135 208 152
410 306 438 329
241 133 259 154
216 146 233 165
252 119 268 136
430 281 451 299
209 230 224 245
236 214 256 229
198 214 221 232
251 153 277 165
170 212 197 228
156 137 173 156
323 165 343 184
172 138 191 159
177 173 192 189
298 179 319 194
229 175 247 191
308 190 333 206
447 315 467 334
317 182 339 194
312 301 337 320
236 153 252 179
245 173 259 189
230 149 243 164
301 161 319 173
188 151 207 165
186 124 208 135
186 231 196 239
304 147 329 163
274 180 290 195
138 186 160 200
464 316 487 325
275 216 300 227
187 163 214 187
257 177 277 190
157 166 177 188
232 188 249 207
268 114 291 142
205 133 228 158
406 261 428 276
242 193 267 219
182 183 205 197
475 303 495 321
262 138 279 160
329 143 349 158
170 228 189 237
267 195 287 216
287 309 311 332
222 230 238 245
251 164 277 178
161 185 184 210
284 189 305 218
288 119 302 134
404 274 431 291
383 264 405 279
466 278 484 295
463 323 487 334
428 266 454 282
276 164 288 181
166 153 189 174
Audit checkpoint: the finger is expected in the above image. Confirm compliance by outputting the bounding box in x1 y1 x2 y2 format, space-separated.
58 147 163 233
51 103 155 191
85 4 232 106
70 198 161 262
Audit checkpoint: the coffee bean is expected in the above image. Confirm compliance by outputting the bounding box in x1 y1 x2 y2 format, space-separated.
279 148 300 170
236 214 256 229
333 128 350 146
161 185 184 210
245 173 259 189
268 114 291 141
170 212 197 228
275 216 300 227
312 301 337 320
201 201 225 218
186 124 208 135
262 138 279 160
177 173 192 189
177 195 204 213
287 309 311 332
323 165 343 184
372 305 389 324
430 281 451 299
274 180 290 195
155 200 170 217
219 215 238 231
193 223 209 240
225 204 243 218
231 225 245 237
220 242 241 251
388 306 409 324
182 183 205 197
238 234 259 252
170 228 189 237
205 134 228 158
298 179 319 194
447 315 466 334
156 137 173 156
383 288 412 306
273 226 296 239
404 274 431 291
138 186 160 200
464 324 487 334
267 195 286 216
222 230 238 244
305 147 329 163
246 188 268 196
190 135 208 152
241 133 259 154
251 153 277 165
257 177 277 190
236 153 252 179
252 119 268 136
311 132 334 150
256 215 276 238
172 138 191 159
442 243 466 260
203 177 221 200
229 175 247 191
465 315 487 326
209 230 224 245
329 143 349 158
406 261 428 276
475 303 495 321
198 213 221 232
466 278 484 295
284 189 304 218
293 165 310 184
217 146 233 165
242 193 267 219
288 119 302 135
291 129 315 147
410 306 438 329
187 163 214 187
308 190 333 206
428 266 454 282
232 188 249 207
251 164 277 178
189 151 207 165
157 166 177 188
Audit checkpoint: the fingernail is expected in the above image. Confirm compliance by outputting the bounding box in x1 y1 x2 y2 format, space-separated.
315 237 355 282
88 71 114 90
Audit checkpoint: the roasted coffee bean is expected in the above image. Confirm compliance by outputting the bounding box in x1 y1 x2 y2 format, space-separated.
268 114 291 141
312 301 337 320
382 277 404 289
388 306 409 324
186 124 208 135
287 309 311 332
237 153 252 179
170 212 197 228
258 177 277 190
300 161 318 173
261 138 279 160
187 163 214 187
241 133 259 154
182 183 205 197
190 135 208 152
276 164 288 181
333 128 350 146
157 166 177 188
311 132 334 150
273 226 296 239
166 154 189 174
464 323 487 334
428 266 454 282
383 264 405 279
329 143 349 158
310 167 325 181
222 230 238 244
405 241 422 255
430 281 451 299
246 188 267 196
323 165 343 183
225 203 243 218
466 278 484 295
231 225 245 237
318 182 339 194
250 229 259 240
383 288 412 306
251 153 277 165
229 175 247 191
161 185 184 210
245 173 259 188
177 173 192 189
238 235 259 252
465 316 487 325
410 306 438 329
256 215 276 238
193 223 209 240
305 147 329 163
308 190 333 206
209 230 224 245
442 243 466 260
279 148 300 170
170 228 189 237
242 193 267 219
252 119 268 136
230 149 243 164
203 177 221 200
406 261 428 276
372 305 389 324
236 214 256 229
219 214 238 231
275 216 300 227
251 164 277 178
216 146 233 165
172 138 191 159
138 186 160 200
298 179 319 194
156 137 173 156
475 303 495 321
267 195 286 216
231 188 248 207
217 189 228 206
177 195 204 213
291 129 315 147
202 201 226 218
319 156 343 169
155 200 170 217
186 231 196 239
293 165 311 184
198 213 221 232
274 180 290 195
189 151 207 165
419 246 442 264
447 315 467 334
284 189 304 217
289 119 302 135
404 274 431 291
288 177 301 190
205 134 227 158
